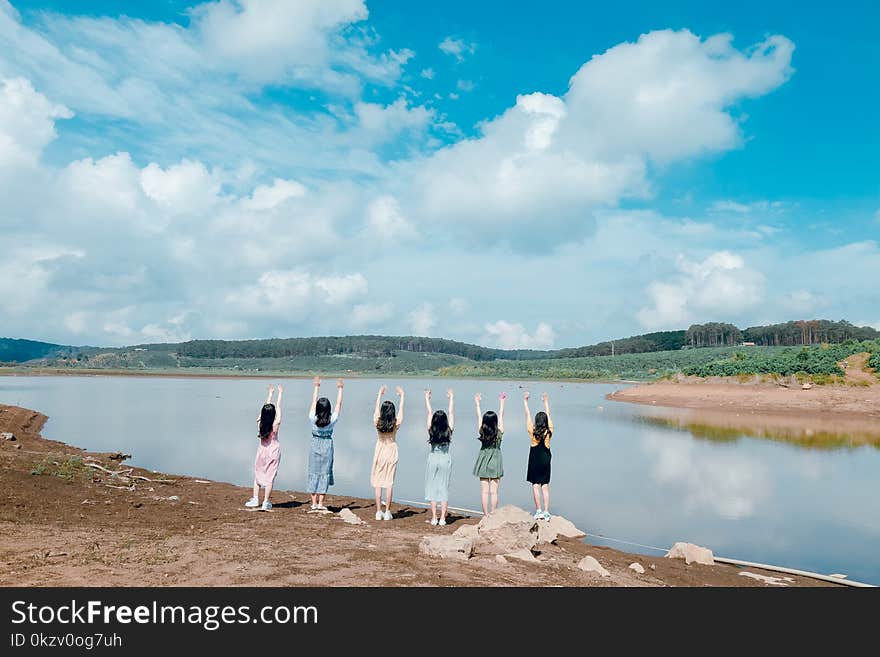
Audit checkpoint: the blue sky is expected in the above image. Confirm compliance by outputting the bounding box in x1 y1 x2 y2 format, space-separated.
1 0 877 349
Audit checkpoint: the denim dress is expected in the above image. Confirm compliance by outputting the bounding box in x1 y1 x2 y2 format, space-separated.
307 412 337 494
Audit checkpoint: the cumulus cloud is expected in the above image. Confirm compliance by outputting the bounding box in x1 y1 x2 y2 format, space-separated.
365 195 417 241
483 321 555 350
350 302 394 329
637 251 765 329
409 303 436 336
226 270 368 319
438 36 476 62
0 76 71 168
420 68 434 80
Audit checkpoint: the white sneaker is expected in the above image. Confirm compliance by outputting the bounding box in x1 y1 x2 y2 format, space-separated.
430 518 438 526
245 496 260 508
310 503 317 510
438 518 446 526
375 511 383 520
261 501 272 511
383 510 392 521
534 509 544 520
542 511 551 521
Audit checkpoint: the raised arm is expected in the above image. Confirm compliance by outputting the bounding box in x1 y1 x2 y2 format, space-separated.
425 389 433 433
542 392 552 429
274 384 283 426
523 391 533 434
310 376 320 416
447 388 454 432
334 378 344 417
498 392 506 433
373 385 386 425
260 384 275 421
395 386 405 427
475 393 482 434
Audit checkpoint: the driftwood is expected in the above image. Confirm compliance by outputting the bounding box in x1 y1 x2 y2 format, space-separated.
84 459 175 485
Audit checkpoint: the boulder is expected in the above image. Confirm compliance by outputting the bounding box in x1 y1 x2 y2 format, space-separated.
452 524 479 540
471 505 538 555
338 508 364 525
628 562 645 574
577 556 610 577
536 515 587 545
665 542 714 566
495 555 508 564
419 535 474 561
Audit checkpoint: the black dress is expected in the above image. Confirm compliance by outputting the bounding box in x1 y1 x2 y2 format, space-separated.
526 432 551 485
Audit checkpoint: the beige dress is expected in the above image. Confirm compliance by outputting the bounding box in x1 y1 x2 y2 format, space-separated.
370 426 399 488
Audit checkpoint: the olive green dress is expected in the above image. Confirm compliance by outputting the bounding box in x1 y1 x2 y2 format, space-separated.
473 430 503 479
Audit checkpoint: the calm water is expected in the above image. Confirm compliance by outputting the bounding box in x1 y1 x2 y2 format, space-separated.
3 375 879 584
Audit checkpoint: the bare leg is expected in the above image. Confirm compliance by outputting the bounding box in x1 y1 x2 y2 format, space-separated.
489 478 499 512
480 479 490 515
374 487 382 514
262 482 273 504
310 493 318 507
386 485 393 514
318 494 325 508
430 501 438 521
532 483 542 511
252 480 259 500
440 501 448 522
541 484 550 514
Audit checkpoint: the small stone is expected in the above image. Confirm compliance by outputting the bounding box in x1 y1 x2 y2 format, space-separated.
650 564 656 570
495 555 507 564
167 495 180 502
506 549 538 563
1 432 16 441
338 508 365 525
577 555 610 577
419 535 474 560
132 502 143 508
629 562 645 574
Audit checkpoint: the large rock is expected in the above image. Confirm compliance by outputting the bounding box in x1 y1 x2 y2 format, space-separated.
665 542 715 566
505 549 538 563
628 562 645 574
577 556 610 577
537 515 587 545
419 535 474 561
471 506 538 555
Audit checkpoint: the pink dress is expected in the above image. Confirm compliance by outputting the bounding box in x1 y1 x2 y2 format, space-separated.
254 425 281 487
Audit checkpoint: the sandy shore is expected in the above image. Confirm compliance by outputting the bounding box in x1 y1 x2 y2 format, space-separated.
0 404 840 587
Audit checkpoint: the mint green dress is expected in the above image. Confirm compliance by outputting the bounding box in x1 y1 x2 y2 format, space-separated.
473 430 503 479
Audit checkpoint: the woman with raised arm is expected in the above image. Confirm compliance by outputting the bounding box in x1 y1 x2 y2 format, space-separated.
370 385 405 520
524 391 554 520
472 391 506 515
424 388 454 526
306 376 344 511
246 383 283 511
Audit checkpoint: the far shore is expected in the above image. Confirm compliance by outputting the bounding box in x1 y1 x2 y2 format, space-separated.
0 366 639 385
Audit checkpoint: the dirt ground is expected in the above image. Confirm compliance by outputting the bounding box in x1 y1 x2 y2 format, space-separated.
0 404 839 587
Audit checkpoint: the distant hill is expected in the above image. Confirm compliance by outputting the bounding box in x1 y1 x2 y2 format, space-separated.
0 338 71 363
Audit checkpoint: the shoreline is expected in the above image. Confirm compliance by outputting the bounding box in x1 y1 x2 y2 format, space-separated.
0 403 841 587
0 366 638 385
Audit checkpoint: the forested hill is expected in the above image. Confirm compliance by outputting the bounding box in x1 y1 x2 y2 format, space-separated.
0 338 70 363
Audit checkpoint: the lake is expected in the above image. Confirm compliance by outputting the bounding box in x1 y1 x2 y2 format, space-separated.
3 375 879 584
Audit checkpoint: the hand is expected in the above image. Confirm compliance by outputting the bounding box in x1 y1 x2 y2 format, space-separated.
541 392 548 402
499 392 507 400
474 393 482 403
313 376 320 387
277 384 284 393
395 386 404 396
379 385 387 395
267 384 275 394
446 388 453 399
523 391 530 400
337 379 344 389
425 389 431 400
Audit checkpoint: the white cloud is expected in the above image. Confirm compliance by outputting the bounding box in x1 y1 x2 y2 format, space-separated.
637 251 765 329
242 178 307 211
353 97 433 146
780 289 825 314
0 76 71 166
226 270 368 318
350 302 394 329
409 303 435 336
141 159 221 215
420 68 434 80
365 195 417 240
483 321 555 350
439 36 476 62
456 79 475 92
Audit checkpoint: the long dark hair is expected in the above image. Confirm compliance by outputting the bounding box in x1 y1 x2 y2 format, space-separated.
428 409 451 445
259 403 276 439
314 397 332 427
533 411 551 445
478 410 498 446
376 400 397 434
